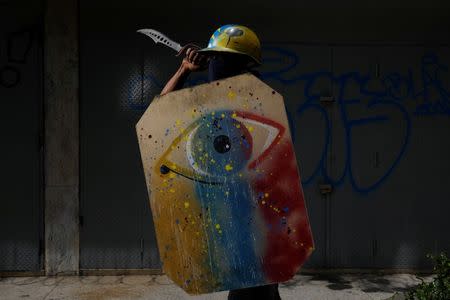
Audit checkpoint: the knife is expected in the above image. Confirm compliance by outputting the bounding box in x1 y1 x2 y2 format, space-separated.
137 29 200 55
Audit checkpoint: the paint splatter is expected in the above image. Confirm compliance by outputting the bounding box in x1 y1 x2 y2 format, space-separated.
228 91 236 99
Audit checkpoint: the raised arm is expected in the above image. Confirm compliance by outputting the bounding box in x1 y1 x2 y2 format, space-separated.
160 47 208 95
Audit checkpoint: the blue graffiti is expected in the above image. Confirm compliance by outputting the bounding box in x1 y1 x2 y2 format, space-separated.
125 48 450 193
258 48 449 193
415 54 450 115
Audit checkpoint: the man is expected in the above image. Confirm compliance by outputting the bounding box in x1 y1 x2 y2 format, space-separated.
160 24 281 300
160 24 261 94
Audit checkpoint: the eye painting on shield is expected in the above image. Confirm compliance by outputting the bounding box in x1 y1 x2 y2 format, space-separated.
136 74 314 294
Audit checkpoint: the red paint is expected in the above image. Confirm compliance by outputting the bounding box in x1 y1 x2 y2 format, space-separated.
251 139 314 282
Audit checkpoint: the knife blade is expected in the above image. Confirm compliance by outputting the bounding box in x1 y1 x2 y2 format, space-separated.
137 29 182 52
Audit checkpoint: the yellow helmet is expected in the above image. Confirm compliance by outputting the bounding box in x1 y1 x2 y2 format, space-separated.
198 24 262 65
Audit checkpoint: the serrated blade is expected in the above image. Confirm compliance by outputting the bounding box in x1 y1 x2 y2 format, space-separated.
137 29 182 52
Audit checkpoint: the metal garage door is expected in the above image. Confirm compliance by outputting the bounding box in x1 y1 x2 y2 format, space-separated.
0 1 44 272
80 1 449 270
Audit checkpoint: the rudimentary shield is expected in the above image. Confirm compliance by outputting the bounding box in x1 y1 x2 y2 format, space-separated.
136 74 314 294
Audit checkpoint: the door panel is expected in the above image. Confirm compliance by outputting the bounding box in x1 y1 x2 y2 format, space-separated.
0 1 43 271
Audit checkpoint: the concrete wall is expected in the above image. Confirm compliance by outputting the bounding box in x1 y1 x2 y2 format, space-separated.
44 0 79 275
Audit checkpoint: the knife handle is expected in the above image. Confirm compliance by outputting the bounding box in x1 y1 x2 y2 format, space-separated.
176 43 201 57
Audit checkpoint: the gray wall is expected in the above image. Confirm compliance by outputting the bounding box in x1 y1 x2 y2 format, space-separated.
79 0 450 270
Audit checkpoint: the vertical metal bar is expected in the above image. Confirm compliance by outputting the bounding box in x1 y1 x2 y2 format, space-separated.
140 36 145 268
140 238 144 266
38 2 45 271
77 0 83 271
375 62 380 78
325 46 334 268
372 238 378 266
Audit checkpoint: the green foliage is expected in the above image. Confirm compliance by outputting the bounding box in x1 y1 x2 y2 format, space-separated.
406 253 450 300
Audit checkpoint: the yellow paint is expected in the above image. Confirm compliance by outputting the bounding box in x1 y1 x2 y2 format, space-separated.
169 188 175 193
235 124 241 128
215 224 220 229
228 91 236 99
150 174 214 293
225 164 233 171
231 112 237 118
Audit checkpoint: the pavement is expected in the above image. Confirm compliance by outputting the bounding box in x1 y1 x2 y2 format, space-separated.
0 273 431 300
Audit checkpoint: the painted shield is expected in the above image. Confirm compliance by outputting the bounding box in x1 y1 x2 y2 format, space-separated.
136 74 314 294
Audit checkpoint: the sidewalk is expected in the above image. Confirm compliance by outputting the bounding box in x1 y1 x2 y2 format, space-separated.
0 273 428 300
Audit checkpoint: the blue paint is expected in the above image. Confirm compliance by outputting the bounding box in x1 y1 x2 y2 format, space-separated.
188 111 263 287
196 180 263 288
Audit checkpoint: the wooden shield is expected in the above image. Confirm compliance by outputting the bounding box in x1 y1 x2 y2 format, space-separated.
136 74 314 294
